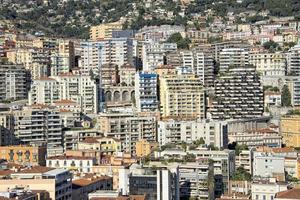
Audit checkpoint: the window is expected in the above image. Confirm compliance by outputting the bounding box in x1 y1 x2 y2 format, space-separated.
256 195 258 200
263 195 266 200
271 196 274 200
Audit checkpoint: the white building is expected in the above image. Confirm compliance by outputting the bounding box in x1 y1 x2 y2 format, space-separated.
142 42 177 71
251 180 289 200
287 44 300 76
264 91 282 107
47 156 96 173
286 77 300 107
253 152 285 178
29 73 98 114
235 149 254 175
79 38 133 75
157 119 228 149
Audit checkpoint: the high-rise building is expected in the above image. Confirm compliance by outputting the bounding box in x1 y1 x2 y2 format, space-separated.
286 77 300 107
219 48 249 72
135 72 159 112
98 111 157 153
287 44 300 76
90 22 123 40
159 74 205 119
80 38 133 75
210 67 264 120
142 42 177 71
0 64 29 101
13 106 63 156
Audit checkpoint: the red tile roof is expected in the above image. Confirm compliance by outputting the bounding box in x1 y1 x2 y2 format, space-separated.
276 188 300 199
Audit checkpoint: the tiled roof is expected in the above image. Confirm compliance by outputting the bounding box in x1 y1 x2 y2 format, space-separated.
276 188 300 199
14 166 53 174
72 175 111 187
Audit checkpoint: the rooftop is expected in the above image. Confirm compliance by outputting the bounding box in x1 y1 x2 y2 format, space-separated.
276 188 300 199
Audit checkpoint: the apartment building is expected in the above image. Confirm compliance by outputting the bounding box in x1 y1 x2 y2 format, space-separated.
90 22 123 40
29 73 98 114
264 91 282 107
249 52 286 76
135 139 158 157
142 42 177 71
6 48 50 79
63 129 103 151
211 67 264 120
228 128 282 148
286 77 300 106
0 111 14 146
174 50 215 87
235 149 254 175
178 159 215 199
157 119 228 149
159 74 205 119
135 72 159 112
0 64 29 101
98 111 157 153
281 115 300 148
50 39 75 76
188 149 235 196
287 44 300 76
0 167 72 200
0 145 46 166
119 165 179 200
79 38 133 75
13 106 63 156
253 152 285 179
219 48 249 72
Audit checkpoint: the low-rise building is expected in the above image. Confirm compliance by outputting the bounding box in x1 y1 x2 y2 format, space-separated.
251 180 289 200
0 145 46 166
47 156 96 173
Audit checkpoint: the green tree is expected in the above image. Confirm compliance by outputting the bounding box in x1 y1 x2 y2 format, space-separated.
281 85 291 107
232 167 252 181
166 33 191 49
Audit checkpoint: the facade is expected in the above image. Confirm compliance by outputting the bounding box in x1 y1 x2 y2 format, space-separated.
251 180 289 200
281 115 300 148
13 106 63 155
211 67 264 120
119 166 179 200
135 72 159 112
178 159 215 200
235 150 254 175
0 145 46 166
77 137 122 154
264 91 282 107
79 39 133 75
0 64 29 101
142 42 177 71
63 129 103 151
286 77 300 107
188 149 235 196
219 48 249 72
98 111 157 153
157 119 228 149
287 44 300 76
29 73 98 114
135 139 157 157
0 167 72 200
90 22 123 40
249 52 286 76
159 74 205 119
47 156 96 173
253 152 285 179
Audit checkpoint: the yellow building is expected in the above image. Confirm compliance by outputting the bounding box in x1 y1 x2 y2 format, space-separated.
90 22 123 40
159 74 205 119
78 137 122 155
135 139 157 157
281 115 300 148
0 145 46 166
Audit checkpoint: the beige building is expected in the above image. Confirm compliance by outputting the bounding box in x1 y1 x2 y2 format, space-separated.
77 137 122 155
135 139 157 158
159 74 205 119
90 22 122 40
0 166 72 200
281 115 300 148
